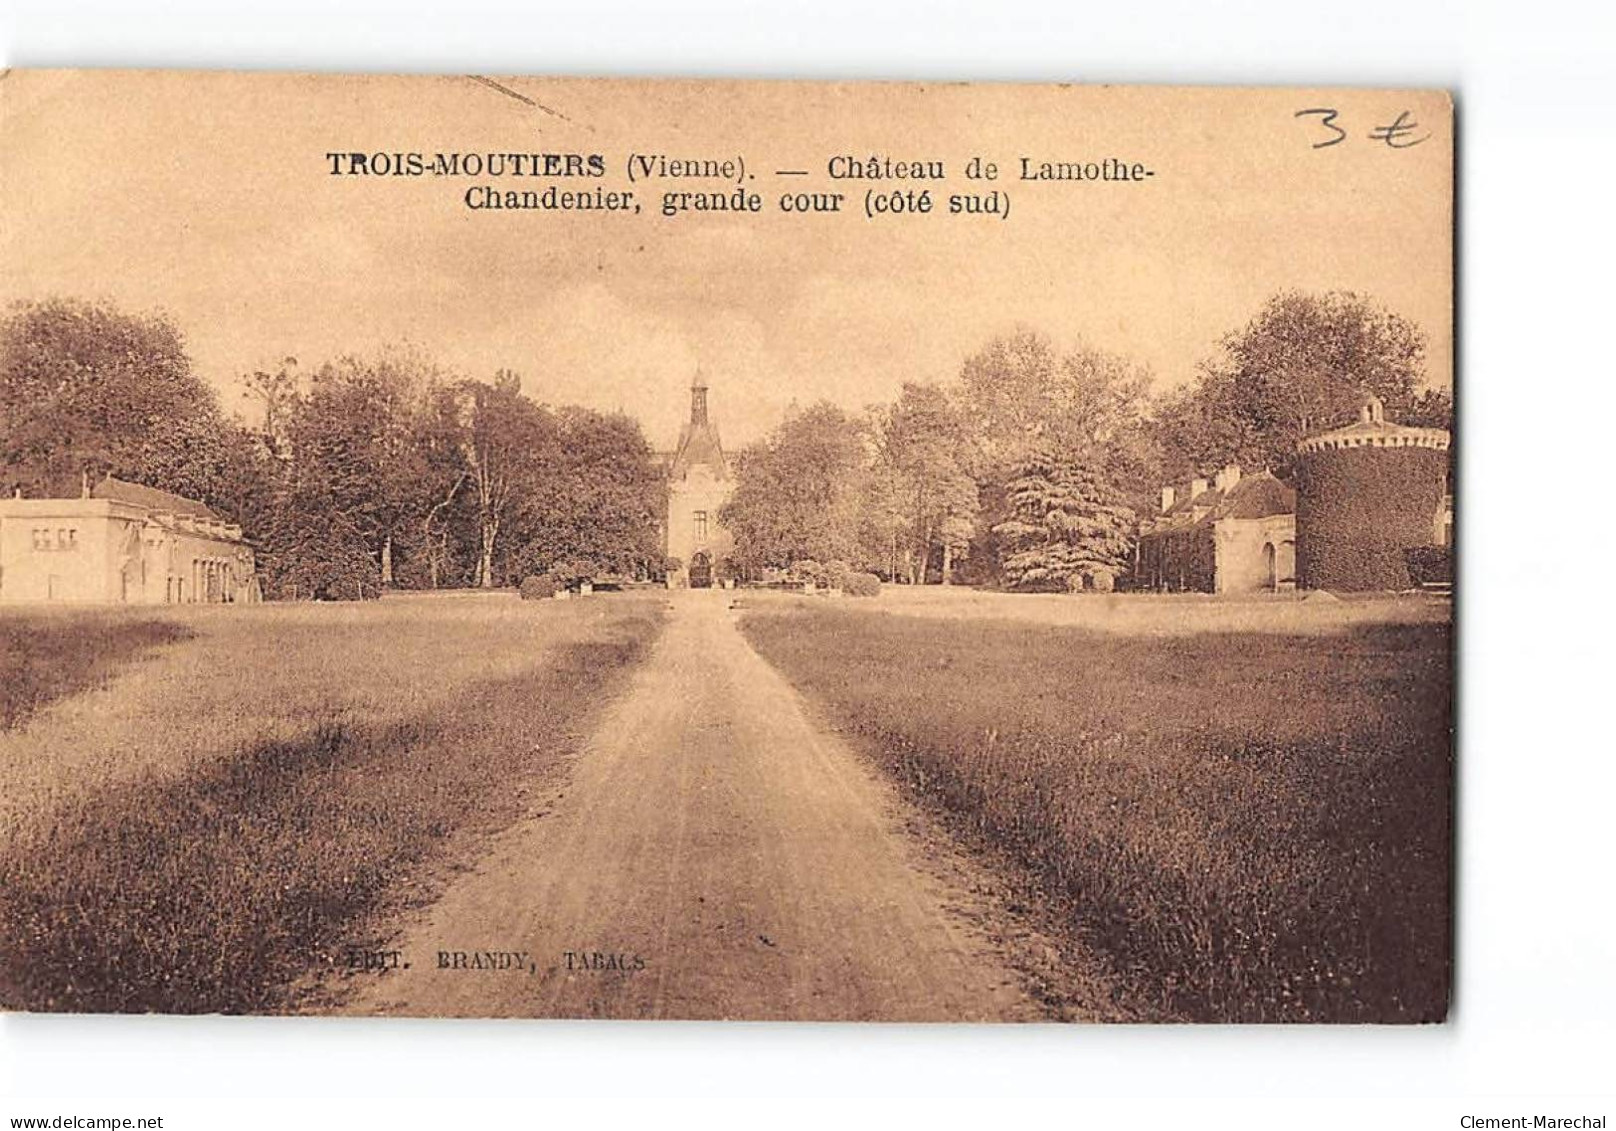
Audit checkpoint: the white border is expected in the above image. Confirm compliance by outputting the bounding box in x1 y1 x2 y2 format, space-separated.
3 0 1614 1116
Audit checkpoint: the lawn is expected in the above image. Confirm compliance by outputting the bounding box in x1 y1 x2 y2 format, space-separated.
1 610 192 732
0 593 665 1014
741 598 1452 1023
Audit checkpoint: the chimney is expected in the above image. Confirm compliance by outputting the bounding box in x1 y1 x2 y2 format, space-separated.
1189 477 1209 501
1160 485 1176 513
1214 464 1242 493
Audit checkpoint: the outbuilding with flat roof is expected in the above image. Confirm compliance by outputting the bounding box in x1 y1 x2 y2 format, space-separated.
0 475 259 605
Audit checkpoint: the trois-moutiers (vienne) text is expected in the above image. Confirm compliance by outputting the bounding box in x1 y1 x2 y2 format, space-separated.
323 149 1158 223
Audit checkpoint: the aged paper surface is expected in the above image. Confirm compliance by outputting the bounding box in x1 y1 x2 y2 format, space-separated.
0 72 1451 1022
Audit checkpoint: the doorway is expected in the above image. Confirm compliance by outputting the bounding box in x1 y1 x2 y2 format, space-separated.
689 551 713 589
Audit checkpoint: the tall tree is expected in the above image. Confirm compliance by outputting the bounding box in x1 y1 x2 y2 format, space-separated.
410 382 472 589
0 297 229 499
265 347 443 597
461 370 561 588
881 382 979 584
551 407 663 577
855 404 911 580
1403 386 1454 431
1153 290 1439 480
955 328 1158 583
993 447 1137 591
721 402 868 571
958 327 1156 488
240 357 303 461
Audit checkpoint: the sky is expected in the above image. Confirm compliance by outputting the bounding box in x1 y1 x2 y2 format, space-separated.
0 72 1453 449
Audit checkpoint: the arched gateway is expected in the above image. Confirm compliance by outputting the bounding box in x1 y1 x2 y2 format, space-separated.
689 551 713 589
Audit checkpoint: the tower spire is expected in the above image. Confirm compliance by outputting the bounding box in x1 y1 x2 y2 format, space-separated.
690 367 709 426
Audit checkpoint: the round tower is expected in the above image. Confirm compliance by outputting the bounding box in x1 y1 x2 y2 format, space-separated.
1293 396 1451 591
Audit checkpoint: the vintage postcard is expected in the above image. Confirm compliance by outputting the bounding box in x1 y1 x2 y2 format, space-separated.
0 73 1452 1022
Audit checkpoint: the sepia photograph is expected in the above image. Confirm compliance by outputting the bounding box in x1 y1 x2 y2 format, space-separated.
0 73 1455 1025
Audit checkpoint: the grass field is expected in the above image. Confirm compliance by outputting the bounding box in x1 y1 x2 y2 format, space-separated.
741 595 1452 1022
1 611 193 732
0 593 665 1014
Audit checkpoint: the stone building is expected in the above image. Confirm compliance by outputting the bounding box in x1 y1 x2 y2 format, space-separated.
1293 396 1451 591
1134 465 1297 594
0 475 259 605
659 373 734 588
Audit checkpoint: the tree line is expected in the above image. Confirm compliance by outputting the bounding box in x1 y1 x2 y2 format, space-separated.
0 297 664 599
0 289 1452 598
720 289 1451 590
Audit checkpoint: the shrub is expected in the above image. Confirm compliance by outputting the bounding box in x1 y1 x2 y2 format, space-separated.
791 559 824 586
825 559 853 588
843 571 882 598
552 560 596 588
1089 568 1116 593
519 575 558 601
1404 546 1452 587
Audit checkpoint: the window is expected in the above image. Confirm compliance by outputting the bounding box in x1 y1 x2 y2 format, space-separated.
693 510 708 544
30 528 78 551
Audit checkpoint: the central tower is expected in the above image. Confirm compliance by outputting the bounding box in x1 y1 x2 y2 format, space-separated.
663 370 734 588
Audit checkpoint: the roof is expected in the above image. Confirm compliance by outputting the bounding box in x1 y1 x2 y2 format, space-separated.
1164 485 1219 518
1164 483 1216 517
91 475 219 519
1215 472 1295 520
668 418 727 477
1297 396 1450 455
1143 471 1294 538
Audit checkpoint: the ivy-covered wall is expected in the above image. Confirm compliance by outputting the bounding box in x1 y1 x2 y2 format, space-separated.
1295 447 1448 591
1135 523 1217 592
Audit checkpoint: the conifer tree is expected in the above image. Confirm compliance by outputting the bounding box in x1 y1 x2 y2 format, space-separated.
993 446 1136 590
